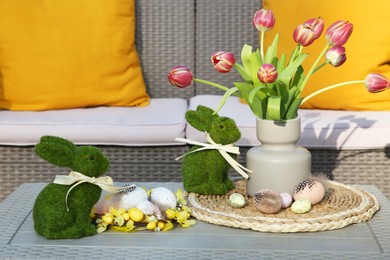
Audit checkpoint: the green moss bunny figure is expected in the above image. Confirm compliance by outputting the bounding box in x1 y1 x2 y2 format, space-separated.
33 136 110 239
181 105 241 195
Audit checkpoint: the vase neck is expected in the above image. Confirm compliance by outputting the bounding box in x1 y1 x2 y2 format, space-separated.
256 117 301 145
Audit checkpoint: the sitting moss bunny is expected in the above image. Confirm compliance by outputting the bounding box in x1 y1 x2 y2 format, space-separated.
33 136 110 239
180 105 241 195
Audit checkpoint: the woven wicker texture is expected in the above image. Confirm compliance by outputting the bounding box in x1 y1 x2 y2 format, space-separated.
1 146 390 202
188 180 379 233
135 0 195 99
195 0 260 95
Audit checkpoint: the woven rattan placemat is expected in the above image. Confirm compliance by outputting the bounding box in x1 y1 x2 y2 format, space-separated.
188 180 380 233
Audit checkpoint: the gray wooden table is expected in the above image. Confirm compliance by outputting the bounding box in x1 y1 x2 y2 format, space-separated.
1 182 389 259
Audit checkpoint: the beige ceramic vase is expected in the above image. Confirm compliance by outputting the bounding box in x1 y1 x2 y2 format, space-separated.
246 117 311 196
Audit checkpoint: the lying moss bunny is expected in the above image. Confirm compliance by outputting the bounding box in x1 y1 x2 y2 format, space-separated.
33 136 110 239
181 105 241 195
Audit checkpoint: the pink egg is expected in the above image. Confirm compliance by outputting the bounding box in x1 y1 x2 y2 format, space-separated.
280 192 293 208
293 180 325 205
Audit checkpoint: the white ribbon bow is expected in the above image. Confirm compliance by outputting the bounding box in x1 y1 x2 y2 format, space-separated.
53 171 122 211
175 132 252 179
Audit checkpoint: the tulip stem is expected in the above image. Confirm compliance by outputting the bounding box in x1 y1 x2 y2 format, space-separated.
301 80 364 104
313 61 329 74
297 44 330 97
260 31 265 62
193 78 240 97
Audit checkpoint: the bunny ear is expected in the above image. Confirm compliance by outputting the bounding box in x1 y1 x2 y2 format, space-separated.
196 105 217 116
186 105 219 132
35 136 75 167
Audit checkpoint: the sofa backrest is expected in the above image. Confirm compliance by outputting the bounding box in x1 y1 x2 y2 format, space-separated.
135 0 260 99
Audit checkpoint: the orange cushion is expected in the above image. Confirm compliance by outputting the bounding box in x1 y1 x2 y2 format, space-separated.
263 0 390 110
0 0 149 111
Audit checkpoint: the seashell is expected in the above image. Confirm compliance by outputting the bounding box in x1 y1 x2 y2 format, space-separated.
150 187 177 212
280 192 293 209
228 193 246 208
291 198 311 214
293 179 325 205
253 189 282 214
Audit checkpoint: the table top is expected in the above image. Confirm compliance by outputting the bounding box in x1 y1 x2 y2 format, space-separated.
1 182 389 259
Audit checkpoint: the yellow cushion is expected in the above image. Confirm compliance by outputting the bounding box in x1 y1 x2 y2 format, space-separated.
263 0 390 110
0 0 150 111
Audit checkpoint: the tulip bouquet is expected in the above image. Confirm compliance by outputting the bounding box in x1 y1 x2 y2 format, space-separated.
168 9 390 120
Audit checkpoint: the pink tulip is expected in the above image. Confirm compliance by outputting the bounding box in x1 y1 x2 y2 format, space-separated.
325 46 347 67
257 64 278 84
293 24 316 46
253 9 276 32
364 73 390 93
211 51 236 73
303 17 324 40
167 66 193 88
326 20 354 46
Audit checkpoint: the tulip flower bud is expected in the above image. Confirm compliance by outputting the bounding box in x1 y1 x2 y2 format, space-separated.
253 9 276 32
257 63 278 84
364 73 390 93
167 66 193 88
303 17 324 40
325 46 347 67
211 51 236 73
326 20 354 46
293 24 316 47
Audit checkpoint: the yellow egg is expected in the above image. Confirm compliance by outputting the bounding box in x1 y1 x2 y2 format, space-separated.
157 221 166 230
128 208 144 222
122 212 130 221
165 209 178 219
102 215 113 224
146 221 157 230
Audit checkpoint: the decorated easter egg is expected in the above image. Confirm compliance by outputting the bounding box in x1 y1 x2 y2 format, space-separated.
150 187 177 211
280 192 293 209
228 193 246 208
291 198 311 214
293 179 325 205
95 184 148 214
117 185 149 209
253 189 282 214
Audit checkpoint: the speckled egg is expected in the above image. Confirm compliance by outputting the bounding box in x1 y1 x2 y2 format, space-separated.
291 198 311 214
228 193 246 208
280 192 293 209
150 187 177 211
253 189 282 214
293 179 325 205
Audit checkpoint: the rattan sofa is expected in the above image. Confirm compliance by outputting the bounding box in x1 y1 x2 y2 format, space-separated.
1 0 389 202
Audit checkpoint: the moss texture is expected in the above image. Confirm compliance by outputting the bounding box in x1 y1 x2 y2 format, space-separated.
181 106 241 195
32 136 110 239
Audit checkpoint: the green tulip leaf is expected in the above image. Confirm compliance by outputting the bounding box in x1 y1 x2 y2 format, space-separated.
265 34 279 64
248 85 276 104
285 97 302 119
277 53 286 74
213 87 239 115
266 95 281 120
278 53 308 86
249 99 265 119
249 51 262 85
235 63 251 82
241 44 253 74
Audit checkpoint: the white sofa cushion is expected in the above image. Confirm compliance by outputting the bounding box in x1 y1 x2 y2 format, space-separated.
188 95 390 150
0 98 187 146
